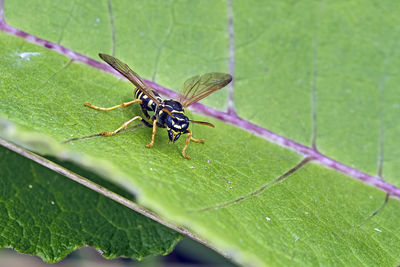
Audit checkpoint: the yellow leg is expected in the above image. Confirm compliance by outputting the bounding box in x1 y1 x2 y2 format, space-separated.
146 119 158 148
182 130 204 159
84 99 142 111
190 136 205 143
100 116 143 136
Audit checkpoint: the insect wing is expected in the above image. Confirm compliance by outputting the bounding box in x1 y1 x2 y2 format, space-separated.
99 53 161 105
179 72 232 108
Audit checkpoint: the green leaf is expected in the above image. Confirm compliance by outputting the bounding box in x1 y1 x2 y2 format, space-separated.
0 145 181 262
231 1 400 184
1 0 400 266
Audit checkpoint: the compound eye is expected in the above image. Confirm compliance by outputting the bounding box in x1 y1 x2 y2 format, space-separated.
174 133 181 142
168 129 174 141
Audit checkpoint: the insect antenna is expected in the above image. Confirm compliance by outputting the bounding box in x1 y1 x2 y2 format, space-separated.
189 120 215 128
162 108 213 127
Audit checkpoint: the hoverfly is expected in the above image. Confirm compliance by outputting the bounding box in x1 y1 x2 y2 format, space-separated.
84 54 232 159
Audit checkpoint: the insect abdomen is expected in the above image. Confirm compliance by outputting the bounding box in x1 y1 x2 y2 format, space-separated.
134 88 161 112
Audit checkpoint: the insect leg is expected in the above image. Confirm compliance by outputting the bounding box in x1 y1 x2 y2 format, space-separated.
100 116 143 136
84 99 142 111
140 105 151 120
190 136 205 143
182 130 205 159
138 105 155 128
145 119 158 148
141 119 153 128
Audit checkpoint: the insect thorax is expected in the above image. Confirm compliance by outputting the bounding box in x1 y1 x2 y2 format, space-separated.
156 99 189 132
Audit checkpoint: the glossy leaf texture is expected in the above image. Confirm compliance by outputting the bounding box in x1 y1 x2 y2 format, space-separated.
1 0 400 266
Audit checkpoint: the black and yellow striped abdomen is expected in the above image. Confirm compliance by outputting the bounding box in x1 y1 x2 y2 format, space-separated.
134 88 162 113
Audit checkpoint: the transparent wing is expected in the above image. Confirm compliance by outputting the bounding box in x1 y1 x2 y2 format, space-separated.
99 53 161 105
179 72 232 108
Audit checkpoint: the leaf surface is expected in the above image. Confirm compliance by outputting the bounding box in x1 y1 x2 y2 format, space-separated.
1 0 400 266
0 145 180 262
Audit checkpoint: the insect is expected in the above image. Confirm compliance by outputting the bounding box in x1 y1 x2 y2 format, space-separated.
84 53 232 159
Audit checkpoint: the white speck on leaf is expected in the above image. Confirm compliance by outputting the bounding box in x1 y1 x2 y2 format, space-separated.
28 184 33 189
265 217 271 221
295 237 299 242
51 201 55 205
149 167 153 171
190 166 194 169
96 18 100 22
305 212 309 215
374 228 382 232
207 159 210 163
18 52 41 60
